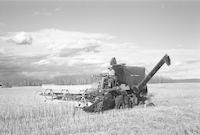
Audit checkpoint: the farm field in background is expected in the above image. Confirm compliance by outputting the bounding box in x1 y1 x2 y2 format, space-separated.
0 83 200 135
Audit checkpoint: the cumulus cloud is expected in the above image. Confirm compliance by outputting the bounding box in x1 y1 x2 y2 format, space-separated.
0 29 117 79
0 31 32 45
28 28 115 60
0 28 199 79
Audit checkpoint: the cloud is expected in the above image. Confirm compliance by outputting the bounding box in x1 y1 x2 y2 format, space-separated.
138 49 200 79
0 28 200 79
184 59 200 65
33 7 62 16
33 11 52 16
54 7 62 12
0 48 5 54
0 29 116 79
29 28 114 59
0 31 32 45
0 53 48 80
59 45 100 57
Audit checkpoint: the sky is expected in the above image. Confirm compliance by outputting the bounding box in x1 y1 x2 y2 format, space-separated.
0 1 200 80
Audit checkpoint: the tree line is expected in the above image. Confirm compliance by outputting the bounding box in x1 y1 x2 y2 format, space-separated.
0 74 175 88
0 75 98 87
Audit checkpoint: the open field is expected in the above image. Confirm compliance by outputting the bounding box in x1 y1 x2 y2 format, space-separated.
0 83 200 135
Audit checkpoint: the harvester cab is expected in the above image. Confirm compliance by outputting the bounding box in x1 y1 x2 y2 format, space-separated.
101 57 147 93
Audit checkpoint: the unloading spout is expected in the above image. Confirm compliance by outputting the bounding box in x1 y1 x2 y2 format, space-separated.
137 54 171 91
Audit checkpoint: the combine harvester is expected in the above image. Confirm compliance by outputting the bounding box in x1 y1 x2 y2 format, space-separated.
39 54 171 112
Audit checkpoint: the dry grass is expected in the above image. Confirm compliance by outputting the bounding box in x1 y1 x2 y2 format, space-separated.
0 83 200 135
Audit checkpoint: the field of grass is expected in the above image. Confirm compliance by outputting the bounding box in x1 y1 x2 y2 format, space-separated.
0 83 200 135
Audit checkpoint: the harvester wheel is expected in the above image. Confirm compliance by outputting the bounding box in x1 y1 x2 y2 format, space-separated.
78 96 89 108
44 89 56 100
80 96 87 104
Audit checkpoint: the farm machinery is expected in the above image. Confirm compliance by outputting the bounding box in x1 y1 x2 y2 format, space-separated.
39 54 171 112
81 54 171 112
